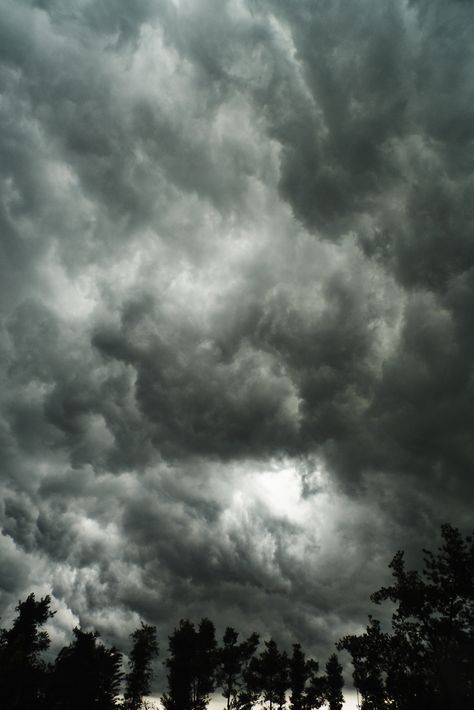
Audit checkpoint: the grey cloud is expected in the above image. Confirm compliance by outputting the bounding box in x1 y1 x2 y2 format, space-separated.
92 312 301 460
247 0 413 230
258 0 474 292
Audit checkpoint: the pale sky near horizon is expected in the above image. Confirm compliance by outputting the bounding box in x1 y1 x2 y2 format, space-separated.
146 693 359 710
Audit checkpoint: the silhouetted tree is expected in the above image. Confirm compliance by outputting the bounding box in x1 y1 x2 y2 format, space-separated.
289 644 307 710
256 640 285 710
324 655 344 710
288 646 325 710
124 623 159 710
237 653 261 710
0 593 54 710
303 659 325 710
338 618 386 710
162 620 195 710
216 628 259 710
162 618 217 710
194 618 217 710
50 627 122 710
274 650 289 710
338 524 474 710
7 524 471 710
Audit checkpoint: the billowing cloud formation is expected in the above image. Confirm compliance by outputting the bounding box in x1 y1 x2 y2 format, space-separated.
1 0 473 691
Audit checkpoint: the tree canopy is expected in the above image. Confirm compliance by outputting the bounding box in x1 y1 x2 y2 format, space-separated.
338 523 474 710
0 593 54 710
124 624 159 710
1 524 472 710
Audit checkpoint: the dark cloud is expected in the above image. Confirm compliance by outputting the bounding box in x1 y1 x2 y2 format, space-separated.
0 0 473 700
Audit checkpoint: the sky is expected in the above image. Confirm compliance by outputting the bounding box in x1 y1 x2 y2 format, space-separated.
0 0 473 702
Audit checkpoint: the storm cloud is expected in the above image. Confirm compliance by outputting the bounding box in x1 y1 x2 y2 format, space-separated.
1 0 473 695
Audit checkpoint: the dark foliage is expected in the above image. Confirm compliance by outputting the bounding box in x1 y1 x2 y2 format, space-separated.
216 627 259 710
257 640 284 710
162 619 196 710
0 593 54 710
289 644 326 710
325 655 344 710
304 659 326 710
162 618 217 710
238 652 262 710
2 524 471 710
253 640 292 710
338 523 474 710
289 644 307 710
124 624 159 710
49 627 122 710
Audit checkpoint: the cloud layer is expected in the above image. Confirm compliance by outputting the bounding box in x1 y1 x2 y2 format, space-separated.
1 0 473 690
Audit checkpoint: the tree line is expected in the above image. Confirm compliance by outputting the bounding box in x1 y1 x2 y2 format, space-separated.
0 595 343 710
338 523 474 709
0 524 472 710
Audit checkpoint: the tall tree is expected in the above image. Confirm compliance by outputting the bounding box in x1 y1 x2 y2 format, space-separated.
216 628 259 710
124 623 159 710
162 620 195 710
237 652 261 710
289 646 325 710
289 644 307 710
256 640 284 710
324 655 344 710
193 618 217 710
162 618 217 710
50 627 122 710
303 659 325 710
0 593 54 710
338 524 474 710
338 619 387 710
274 650 289 710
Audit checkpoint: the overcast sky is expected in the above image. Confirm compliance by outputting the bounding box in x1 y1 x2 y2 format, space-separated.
1 0 473 699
